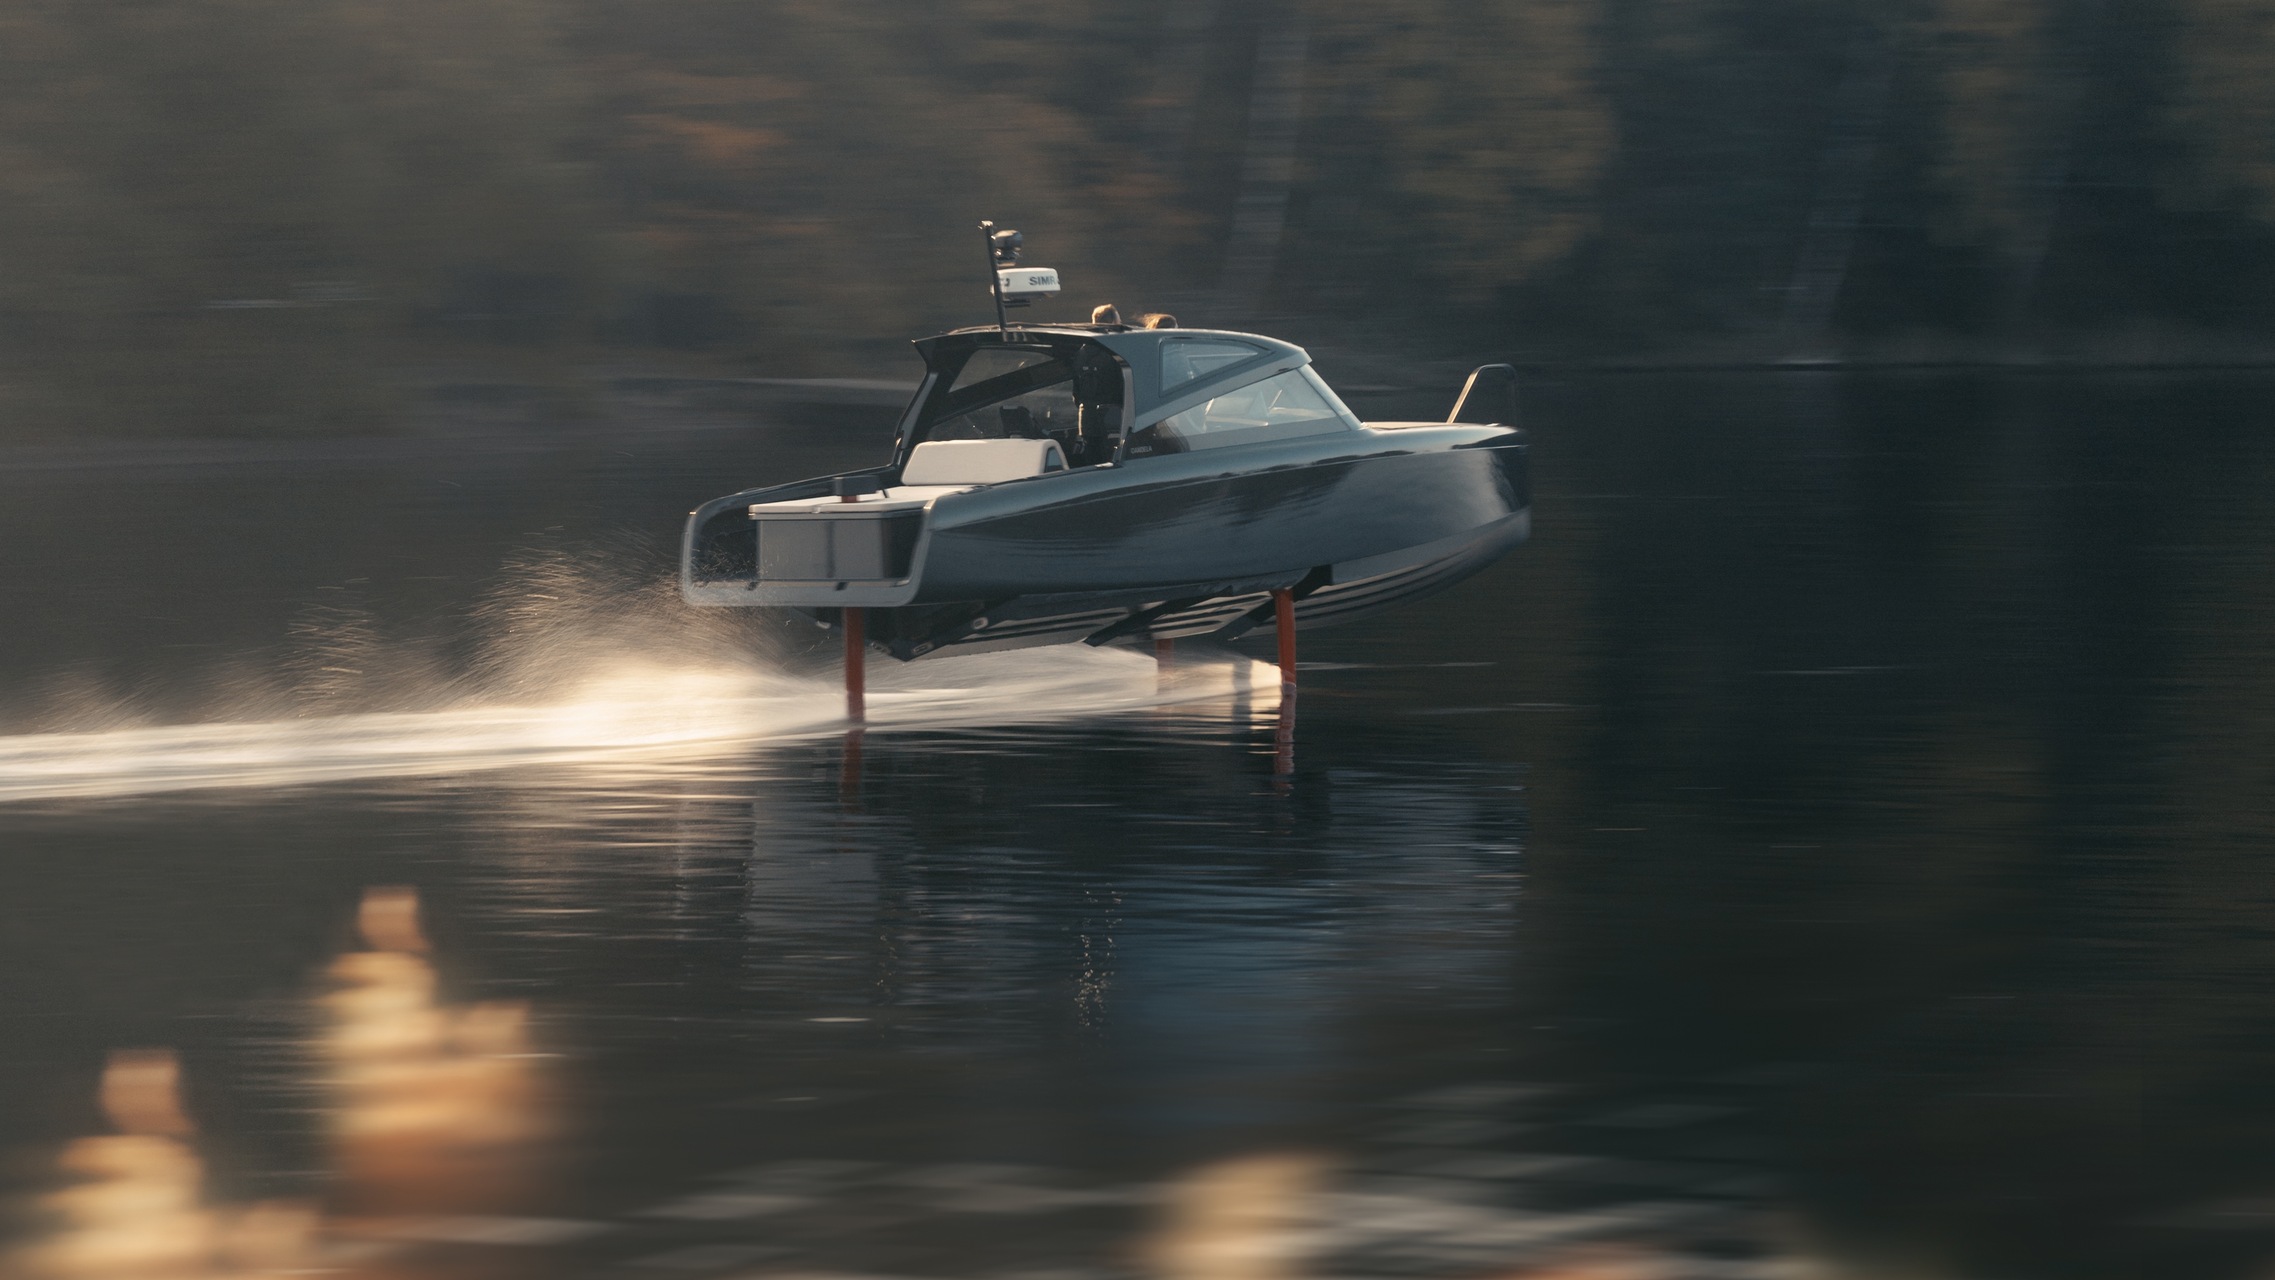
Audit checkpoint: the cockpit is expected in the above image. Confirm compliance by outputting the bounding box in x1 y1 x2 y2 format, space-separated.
899 327 1362 484
916 341 1126 467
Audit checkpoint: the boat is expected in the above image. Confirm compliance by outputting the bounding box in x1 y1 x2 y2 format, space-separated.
679 226 1529 674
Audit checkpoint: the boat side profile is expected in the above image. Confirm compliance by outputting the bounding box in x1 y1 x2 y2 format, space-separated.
680 224 1528 666
681 322 1528 661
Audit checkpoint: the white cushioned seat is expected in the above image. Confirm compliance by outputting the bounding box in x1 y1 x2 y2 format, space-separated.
900 439 1067 486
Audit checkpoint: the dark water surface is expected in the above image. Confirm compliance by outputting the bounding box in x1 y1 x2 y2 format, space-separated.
3 372 2274 1279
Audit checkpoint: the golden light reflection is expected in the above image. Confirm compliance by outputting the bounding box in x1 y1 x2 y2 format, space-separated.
14 886 546 1279
1140 1155 1772 1280
96 1049 194 1139
321 887 547 1226
1483 1249 1657 1280
15 884 1794 1280
1149 1153 1327 1280
19 1050 318 1279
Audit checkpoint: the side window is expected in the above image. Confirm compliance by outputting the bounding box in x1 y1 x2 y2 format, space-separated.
1125 368 1358 456
1159 338 1263 393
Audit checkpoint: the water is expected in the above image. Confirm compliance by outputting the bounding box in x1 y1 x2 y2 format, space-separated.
3 371 2273 1279
0 652 1280 802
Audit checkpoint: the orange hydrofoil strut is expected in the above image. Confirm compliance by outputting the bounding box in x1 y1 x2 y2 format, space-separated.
844 607 866 723
1272 588 1296 685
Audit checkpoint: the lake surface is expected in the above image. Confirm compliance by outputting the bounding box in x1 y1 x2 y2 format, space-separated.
2 370 2272 1279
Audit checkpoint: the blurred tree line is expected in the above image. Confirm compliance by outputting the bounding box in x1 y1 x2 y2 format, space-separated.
6 0 2275 436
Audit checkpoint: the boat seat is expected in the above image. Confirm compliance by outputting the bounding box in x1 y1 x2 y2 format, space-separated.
900 439 1067 486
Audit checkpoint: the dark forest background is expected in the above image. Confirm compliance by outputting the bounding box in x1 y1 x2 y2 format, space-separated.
7 0 2275 436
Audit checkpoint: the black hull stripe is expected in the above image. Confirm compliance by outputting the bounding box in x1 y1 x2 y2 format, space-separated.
912 535 1507 657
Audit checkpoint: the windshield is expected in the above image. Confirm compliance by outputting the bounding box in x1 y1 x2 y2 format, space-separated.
1124 367 1359 457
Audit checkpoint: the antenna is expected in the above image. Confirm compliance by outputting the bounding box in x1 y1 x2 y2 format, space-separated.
981 220 1010 336
978 221 1059 337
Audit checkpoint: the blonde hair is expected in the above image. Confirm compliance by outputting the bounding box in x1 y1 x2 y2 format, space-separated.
1090 304 1121 325
1140 313 1178 329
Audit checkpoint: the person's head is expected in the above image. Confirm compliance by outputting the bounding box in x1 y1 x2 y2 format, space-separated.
1139 313 1178 329
1090 303 1121 326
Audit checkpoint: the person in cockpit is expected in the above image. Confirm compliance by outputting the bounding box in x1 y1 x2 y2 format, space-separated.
1069 344 1124 465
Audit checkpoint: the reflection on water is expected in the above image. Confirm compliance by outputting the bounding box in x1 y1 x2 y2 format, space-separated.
1149 1153 1324 1280
16 887 549 1277
321 887 547 1228
22 1049 317 1279
14 882 1811 1280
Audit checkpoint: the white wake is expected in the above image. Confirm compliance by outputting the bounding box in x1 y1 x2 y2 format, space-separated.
0 649 1280 803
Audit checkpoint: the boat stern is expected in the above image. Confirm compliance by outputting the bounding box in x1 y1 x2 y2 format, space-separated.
681 478 942 609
